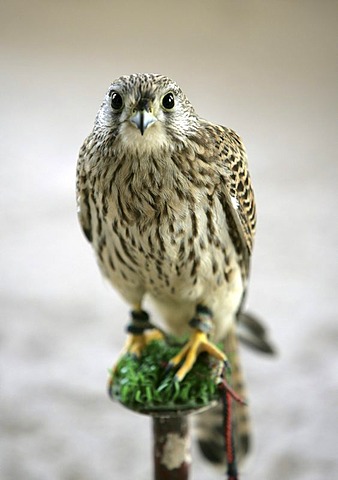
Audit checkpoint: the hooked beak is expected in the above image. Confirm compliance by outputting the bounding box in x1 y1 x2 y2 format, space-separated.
129 98 157 135
129 110 157 135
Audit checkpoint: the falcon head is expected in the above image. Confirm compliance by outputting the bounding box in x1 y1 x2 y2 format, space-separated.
95 73 199 153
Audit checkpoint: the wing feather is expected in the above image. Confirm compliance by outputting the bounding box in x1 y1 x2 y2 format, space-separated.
76 139 93 243
204 122 256 280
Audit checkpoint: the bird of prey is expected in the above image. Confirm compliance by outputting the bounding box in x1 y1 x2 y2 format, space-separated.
76 73 270 464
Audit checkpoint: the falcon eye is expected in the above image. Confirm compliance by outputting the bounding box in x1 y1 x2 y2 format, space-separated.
161 92 175 110
110 91 123 111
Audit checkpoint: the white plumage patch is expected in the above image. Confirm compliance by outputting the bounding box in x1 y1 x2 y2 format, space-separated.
231 195 239 210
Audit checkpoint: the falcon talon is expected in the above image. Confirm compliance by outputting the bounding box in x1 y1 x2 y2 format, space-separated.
129 352 140 360
164 361 174 374
223 359 231 372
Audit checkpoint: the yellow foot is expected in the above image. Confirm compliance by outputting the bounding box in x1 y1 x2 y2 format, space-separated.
108 308 163 393
124 329 164 357
121 308 164 357
167 330 227 382
108 328 164 392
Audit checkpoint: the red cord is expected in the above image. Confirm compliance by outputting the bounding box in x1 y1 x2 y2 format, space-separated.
225 390 234 464
220 378 239 480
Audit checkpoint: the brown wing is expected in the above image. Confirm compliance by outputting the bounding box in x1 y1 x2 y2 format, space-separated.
76 137 93 243
203 122 256 281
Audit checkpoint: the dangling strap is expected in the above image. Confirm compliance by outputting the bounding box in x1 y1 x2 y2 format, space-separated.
219 373 246 480
223 389 238 480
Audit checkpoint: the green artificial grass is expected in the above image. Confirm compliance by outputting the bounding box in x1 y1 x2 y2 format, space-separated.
109 337 227 413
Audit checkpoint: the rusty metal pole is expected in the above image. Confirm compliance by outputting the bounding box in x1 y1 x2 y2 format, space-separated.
152 414 191 480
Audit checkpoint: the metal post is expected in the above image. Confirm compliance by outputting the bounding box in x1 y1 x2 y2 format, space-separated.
152 414 191 480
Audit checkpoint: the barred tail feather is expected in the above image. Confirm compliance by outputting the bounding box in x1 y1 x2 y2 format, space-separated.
237 311 276 355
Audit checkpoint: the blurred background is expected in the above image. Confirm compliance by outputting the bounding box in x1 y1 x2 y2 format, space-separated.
1 1 337 479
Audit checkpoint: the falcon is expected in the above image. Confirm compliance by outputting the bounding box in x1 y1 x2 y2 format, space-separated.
76 73 270 464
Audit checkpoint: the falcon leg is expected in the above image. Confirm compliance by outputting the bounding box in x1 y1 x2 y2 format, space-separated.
108 305 164 384
124 308 164 357
167 305 228 382
109 308 164 390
